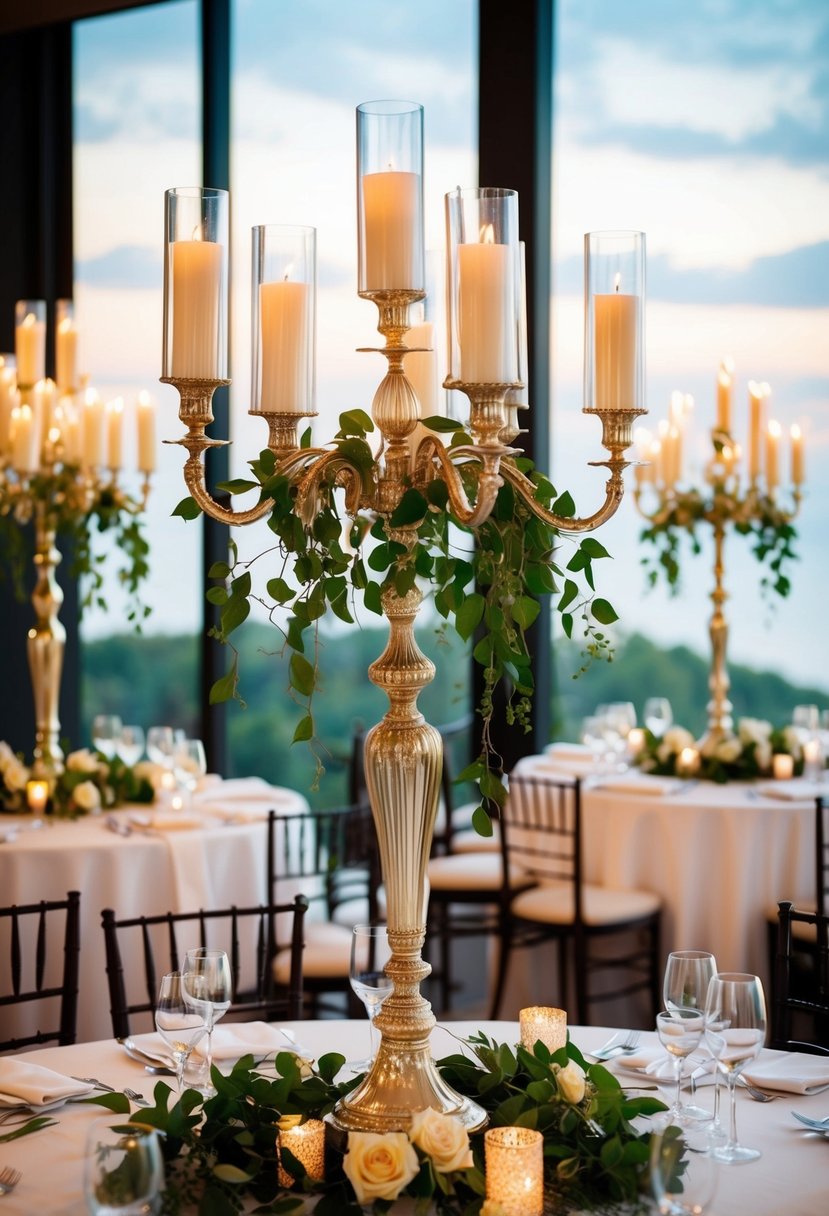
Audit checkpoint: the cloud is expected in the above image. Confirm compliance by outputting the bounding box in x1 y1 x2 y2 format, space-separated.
76 245 162 290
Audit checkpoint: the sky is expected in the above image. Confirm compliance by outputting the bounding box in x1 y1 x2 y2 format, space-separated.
70 0 829 694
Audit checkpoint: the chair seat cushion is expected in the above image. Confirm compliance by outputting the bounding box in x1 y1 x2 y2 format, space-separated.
450 826 501 854
272 920 353 982
510 880 660 927
427 852 504 892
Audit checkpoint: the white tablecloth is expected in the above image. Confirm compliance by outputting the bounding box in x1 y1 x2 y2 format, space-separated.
0 783 308 1044
0 1021 826 1215
516 757 815 985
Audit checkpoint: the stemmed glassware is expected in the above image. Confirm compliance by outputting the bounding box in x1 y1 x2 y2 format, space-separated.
656 1010 706 1126
173 737 207 791
146 725 176 769
84 1117 164 1215
181 948 232 1097
154 971 207 1095
704 973 767 1163
349 924 393 1072
663 950 719 1125
116 725 145 768
649 1118 718 1215
644 698 673 739
92 714 123 760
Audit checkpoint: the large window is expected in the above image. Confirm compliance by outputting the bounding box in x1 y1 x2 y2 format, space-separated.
550 0 829 733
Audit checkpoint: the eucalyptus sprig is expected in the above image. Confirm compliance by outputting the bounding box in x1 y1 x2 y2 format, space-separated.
175 412 618 824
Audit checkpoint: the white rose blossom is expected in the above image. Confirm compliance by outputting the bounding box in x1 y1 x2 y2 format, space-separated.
72 780 101 812
754 740 772 771
556 1059 587 1104
66 748 101 774
737 718 772 747
343 1131 419 1206
4 757 30 792
658 726 695 761
780 726 802 760
715 737 742 763
408 1108 472 1173
0 740 16 773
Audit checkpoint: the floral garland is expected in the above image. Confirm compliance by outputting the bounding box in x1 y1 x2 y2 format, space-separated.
631 718 805 783
0 742 155 818
127 1033 666 1215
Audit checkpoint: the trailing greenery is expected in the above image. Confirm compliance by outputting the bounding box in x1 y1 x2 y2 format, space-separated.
122 1034 667 1215
174 412 618 829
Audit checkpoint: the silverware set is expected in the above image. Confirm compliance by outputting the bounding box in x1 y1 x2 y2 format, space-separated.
0 1166 21 1196
590 1030 642 1060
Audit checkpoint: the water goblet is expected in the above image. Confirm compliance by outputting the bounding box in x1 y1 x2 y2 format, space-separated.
92 714 123 761
704 973 766 1164
154 971 207 1094
349 924 393 1072
663 950 720 1127
84 1116 164 1215
656 1010 706 1125
645 697 673 739
649 1118 718 1215
173 737 207 791
181 948 232 1097
116 725 145 768
146 725 175 769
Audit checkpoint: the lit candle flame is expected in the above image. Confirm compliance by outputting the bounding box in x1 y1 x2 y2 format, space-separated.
614 271 621 292
479 223 495 245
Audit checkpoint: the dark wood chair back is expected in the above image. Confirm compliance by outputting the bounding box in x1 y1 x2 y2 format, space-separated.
0 890 80 1052
773 899 829 1054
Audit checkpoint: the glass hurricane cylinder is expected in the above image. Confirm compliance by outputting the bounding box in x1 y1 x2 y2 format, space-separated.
357 100 424 297
162 186 229 381
584 230 645 416
445 187 521 387
250 225 316 416
15 299 46 389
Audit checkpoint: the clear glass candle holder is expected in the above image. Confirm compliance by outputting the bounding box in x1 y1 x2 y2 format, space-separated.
277 1117 326 1188
55 298 79 394
251 225 316 416
445 187 521 386
519 1005 567 1053
162 186 229 381
584 230 645 415
15 299 46 388
357 100 424 296
484 1125 544 1216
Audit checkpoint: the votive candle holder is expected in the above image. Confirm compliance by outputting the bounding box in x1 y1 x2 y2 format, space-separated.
277 1116 326 1188
519 1005 567 1054
484 1125 544 1216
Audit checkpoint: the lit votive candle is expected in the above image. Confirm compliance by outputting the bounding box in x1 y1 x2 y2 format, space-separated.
485 1126 543 1216
627 727 646 759
277 1117 325 1188
520 1006 567 1054
677 747 699 776
26 779 50 814
772 753 794 781
803 739 823 781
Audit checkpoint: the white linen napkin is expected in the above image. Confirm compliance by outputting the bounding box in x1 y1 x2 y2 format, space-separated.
124 1033 175 1067
754 780 820 803
613 1047 716 1087
743 1052 829 1095
0 1060 94 1108
193 778 295 806
545 742 593 762
588 774 679 797
193 1022 294 1062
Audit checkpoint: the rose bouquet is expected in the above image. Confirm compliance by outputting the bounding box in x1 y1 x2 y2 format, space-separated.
0 742 154 818
632 717 805 783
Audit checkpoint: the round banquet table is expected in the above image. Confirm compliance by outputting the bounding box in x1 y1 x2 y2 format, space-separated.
0 781 308 1045
0 1020 826 1215
515 756 816 990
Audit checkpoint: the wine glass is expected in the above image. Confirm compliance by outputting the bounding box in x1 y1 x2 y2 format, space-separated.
173 737 207 791
84 1117 164 1215
649 1118 718 1215
146 725 176 769
349 924 393 1072
656 1010 705 1126
116 725 145 768
154 971 207 1094
663 950 719 1126
645 698 673 739
92 714 123 760
181 948 232 1097
704 973 767 1164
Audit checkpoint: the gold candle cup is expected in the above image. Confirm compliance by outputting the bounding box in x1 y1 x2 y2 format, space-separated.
484 1125 544 1216
26 778 50 814
277 1117 325 1188
519 1005 567 1054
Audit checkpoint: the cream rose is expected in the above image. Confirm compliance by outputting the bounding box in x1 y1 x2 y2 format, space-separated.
343 1131 419 1205
715 737 742 763
0 740 16 772
556 1059 586 1104
408 1107 472 1173
66 748 100 774
660 726 695 756
3 757 30 792
780 726 802 760
73 780 101 812
737 717 772 747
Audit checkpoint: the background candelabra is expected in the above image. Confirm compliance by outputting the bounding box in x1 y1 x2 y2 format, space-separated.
164 103 645 1133
0 299 155 781
634 363 803 748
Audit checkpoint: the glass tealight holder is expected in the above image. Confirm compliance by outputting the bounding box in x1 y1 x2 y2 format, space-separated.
583 230 646 424
15 299 46 389
162 186 229 381
519 1005 567 1053
484 1125 543 1216
250 225 316 417
357 100 424 297
277 1117 326 1188
445 187 521 387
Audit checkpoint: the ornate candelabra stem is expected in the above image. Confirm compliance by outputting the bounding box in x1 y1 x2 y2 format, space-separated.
700 519 733 748
27 504 65 780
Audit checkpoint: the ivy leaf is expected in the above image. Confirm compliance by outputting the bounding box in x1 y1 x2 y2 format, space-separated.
591 598 619 625
208 560 231 579
210 659 238 704
581 537 611 559
292 714 314 743
206 586 228 606
471 805 493 837
422 416 462 432
552 489 576 517
338 408 374 436
267 577 295 604
364 581 383 615
512 596 540 629
558 578 579 612
220 594 250 636
455 593 485 641
172 496 201 521
389 488 428 527
215 478 259 495
289 653 316 698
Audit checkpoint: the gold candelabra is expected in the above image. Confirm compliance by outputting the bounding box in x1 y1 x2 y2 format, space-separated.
634 393 802 748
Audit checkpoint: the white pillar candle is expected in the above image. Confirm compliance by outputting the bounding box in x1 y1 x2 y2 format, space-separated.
765 420 781 491
106 397 124 470
362 170 419 291
0 366 17 455
171 239 222 378
56 315 79 393
81 390 104 468
790 424 804 486
15 312 46 386
594 283 638 409
259 278 310 412
747 381 765 481
137 391 156 473
772 753 794 780
11 403 38 474
458 229 517 383
716 359 733 433
63 404 81 465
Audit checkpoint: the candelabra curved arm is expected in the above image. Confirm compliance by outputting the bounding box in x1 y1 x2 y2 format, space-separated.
412 434 508 528
288 447 368 524
500 458 630 534
632 486 676 528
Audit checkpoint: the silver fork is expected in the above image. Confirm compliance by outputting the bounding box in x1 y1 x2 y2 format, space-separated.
591 1030 641 1060
0 1167 21 1195
71 1077 146 1104
738 1076 777 1102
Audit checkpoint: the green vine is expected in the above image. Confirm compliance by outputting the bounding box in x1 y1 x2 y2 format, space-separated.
175 413 618 825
